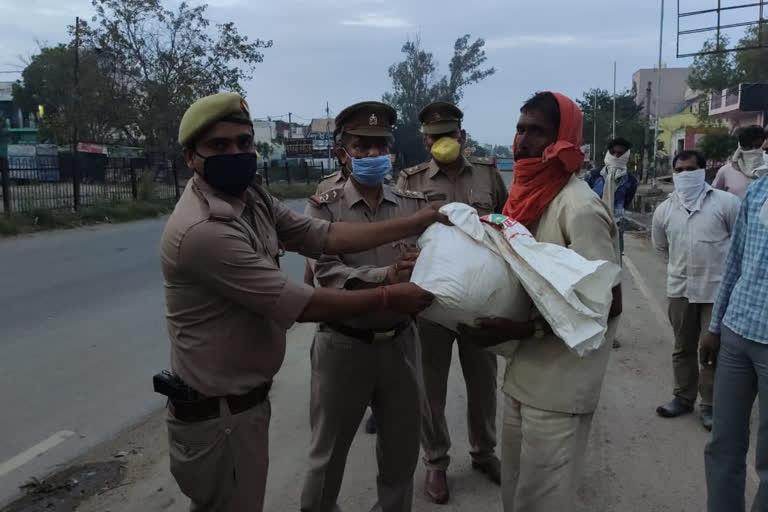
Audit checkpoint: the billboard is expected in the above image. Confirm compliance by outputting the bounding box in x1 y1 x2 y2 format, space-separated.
677 0 767 57
285 138 314 158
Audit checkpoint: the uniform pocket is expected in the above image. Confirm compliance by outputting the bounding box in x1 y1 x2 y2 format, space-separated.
167 414 231 506
470 190 495 215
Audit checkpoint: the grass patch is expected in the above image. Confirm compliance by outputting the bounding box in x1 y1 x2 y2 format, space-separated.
266 182 317 200
0 198 177 237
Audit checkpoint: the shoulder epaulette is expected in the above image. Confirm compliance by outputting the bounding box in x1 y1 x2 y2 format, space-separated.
319 170 341 182
307 186 344 208
469 156 495 166
401 161 431 177
392 188 426 200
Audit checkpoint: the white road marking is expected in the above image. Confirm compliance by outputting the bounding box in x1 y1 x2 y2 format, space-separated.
624 254 760 488
0 430 76 478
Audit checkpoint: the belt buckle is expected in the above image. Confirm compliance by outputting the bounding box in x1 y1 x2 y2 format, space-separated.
373 330 397 342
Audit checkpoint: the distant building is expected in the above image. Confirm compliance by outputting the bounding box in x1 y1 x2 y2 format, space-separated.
708 83 768 131
253 120 273 144
0 81 27 129
274 120 306 139
307 118 335 156
632 67 693 118
659 96 710 166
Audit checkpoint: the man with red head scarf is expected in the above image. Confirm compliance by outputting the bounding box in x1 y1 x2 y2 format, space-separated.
459 92 622 511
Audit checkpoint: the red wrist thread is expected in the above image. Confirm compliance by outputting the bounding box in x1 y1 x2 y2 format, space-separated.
379 285 390 310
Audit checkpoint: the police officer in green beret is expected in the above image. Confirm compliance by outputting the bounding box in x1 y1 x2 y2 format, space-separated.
160 92 447 512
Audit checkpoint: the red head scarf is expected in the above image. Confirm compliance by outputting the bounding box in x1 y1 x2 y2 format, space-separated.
502 92 584 227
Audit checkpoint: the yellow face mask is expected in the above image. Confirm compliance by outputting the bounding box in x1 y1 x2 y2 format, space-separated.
431 137 461 164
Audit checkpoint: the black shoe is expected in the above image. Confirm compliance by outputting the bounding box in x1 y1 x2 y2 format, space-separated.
656 397 694 418
472 456 501 485
700 405 713 431
613 338 621 349
364 413 377 434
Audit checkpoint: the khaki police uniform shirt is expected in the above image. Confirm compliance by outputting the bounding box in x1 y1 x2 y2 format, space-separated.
314 170 348 196
306 179 425 330
396 157 507 216
503 176 620 414
161 174 330 397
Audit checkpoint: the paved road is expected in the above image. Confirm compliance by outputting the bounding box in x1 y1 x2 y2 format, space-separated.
0 200 308 505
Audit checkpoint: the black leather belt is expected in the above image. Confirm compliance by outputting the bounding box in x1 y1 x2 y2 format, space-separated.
326 322 410 343
169 382 272 423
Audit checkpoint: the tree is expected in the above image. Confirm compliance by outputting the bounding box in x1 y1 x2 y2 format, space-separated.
576 89 646 164
255 141 274 160
465 134 489 157
383 35 495 166
12 42 133 144
492 145 512 158
80 0 272 156
687 34 741 94
734 25 768 83
697 131 736 162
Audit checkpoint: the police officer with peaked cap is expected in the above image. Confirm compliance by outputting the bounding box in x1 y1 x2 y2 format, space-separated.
397 100 508 504
300 101 427 512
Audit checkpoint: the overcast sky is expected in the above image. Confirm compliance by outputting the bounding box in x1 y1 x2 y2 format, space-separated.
1 0 711 145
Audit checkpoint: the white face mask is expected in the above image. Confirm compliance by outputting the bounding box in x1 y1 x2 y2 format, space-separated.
673 169 707 211
604 149 630 171
737 147 767 178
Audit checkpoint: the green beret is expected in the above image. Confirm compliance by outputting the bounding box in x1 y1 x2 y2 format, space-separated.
178 92 252 146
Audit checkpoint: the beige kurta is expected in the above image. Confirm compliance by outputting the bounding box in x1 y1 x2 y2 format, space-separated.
502 176 621 415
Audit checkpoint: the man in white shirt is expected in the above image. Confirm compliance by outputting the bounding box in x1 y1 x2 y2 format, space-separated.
652 150 741 430
712 125 767 199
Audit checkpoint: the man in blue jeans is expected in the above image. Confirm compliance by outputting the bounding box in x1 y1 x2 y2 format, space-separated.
701 174 768 512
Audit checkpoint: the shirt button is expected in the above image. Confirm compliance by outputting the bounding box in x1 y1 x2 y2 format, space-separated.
224 428 232 435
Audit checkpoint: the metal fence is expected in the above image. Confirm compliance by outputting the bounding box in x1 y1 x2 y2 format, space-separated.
260 161 333 187
1 157 180 214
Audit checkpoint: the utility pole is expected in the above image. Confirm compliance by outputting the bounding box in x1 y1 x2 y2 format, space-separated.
612 61 617 139
325 102 331 174
288 112 292 137
592 91 598 165
72 16 81 211
643 81 652 183
652 0 665 183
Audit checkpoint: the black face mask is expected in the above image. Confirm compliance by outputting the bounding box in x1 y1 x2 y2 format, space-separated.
198 153 258 197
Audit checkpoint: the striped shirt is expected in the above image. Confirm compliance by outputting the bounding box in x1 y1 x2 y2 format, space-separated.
709 176 768 344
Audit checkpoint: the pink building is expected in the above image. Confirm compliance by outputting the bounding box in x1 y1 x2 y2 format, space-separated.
708 83 768 131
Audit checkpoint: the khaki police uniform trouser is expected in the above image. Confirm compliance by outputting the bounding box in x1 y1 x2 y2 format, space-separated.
501 394 593 512
418 318 498 470
300 323 422 512
167 398 271 512
668 297 714 406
